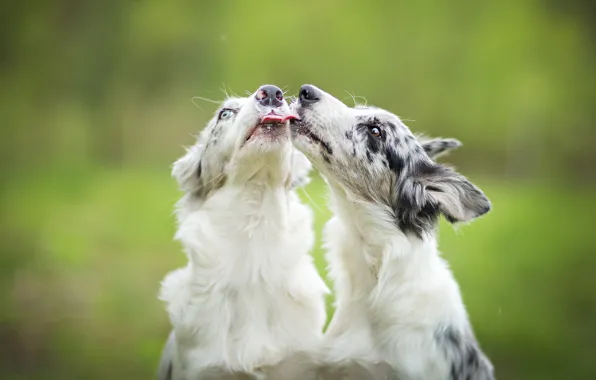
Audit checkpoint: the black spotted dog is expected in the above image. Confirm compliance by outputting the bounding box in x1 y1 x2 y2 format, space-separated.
290 85 494 380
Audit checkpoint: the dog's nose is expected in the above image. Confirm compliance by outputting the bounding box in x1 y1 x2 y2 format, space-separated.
299 84 320 103
255 85 284 108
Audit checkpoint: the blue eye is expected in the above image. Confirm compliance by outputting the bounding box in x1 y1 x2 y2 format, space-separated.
219 109 234 120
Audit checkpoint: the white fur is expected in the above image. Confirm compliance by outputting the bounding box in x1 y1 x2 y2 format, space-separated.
321 183 469 379
290 85 494 380
160 89 328 379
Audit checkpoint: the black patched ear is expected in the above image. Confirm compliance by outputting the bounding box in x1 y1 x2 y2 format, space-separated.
419 163 491 223
416 135 462 160
171 144 204 193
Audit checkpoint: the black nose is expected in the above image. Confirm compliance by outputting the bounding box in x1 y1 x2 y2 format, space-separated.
255 85 284 108
299 84 320 103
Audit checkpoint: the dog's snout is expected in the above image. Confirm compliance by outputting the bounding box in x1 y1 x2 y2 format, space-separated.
255 85 284 108
299 85 320 103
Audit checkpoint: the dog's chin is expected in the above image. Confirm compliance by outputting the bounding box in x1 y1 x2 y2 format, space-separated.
246 123 290 144
242 125 292 159
290 119 332 159
243 112 297 150
290 131 318 159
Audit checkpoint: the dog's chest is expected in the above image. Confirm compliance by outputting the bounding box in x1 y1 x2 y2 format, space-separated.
172 190 324 374
179 278 322 375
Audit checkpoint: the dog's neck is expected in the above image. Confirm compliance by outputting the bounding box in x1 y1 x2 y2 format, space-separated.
176 161 310 286
165 161 327 374
228 144 294 187
325 179 441 300
322 178 463 367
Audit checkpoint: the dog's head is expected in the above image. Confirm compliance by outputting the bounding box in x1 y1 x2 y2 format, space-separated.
290 84 490 237
173 85 311 199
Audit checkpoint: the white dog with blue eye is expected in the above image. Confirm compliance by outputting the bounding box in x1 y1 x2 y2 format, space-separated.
158 85 328 380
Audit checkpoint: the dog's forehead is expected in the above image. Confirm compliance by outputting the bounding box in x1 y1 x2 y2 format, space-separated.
219 97 248 111
352 106 400 124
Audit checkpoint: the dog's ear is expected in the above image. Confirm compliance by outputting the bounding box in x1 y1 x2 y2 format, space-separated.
172 144 204 193
290 149 312 189
416 135 462 160
417 162 491 223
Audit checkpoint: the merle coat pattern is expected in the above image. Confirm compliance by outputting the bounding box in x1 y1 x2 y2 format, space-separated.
290 85 494 380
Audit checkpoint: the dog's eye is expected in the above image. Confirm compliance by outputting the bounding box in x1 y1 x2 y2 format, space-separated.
368 126 382 138
218 109 234 120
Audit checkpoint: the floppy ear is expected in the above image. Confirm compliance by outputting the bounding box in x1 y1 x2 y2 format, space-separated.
172 144 204 193
419 163 491 223
417 135 462 160
290 149 312 189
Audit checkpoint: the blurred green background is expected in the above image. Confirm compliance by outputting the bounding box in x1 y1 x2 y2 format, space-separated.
1 0 595 379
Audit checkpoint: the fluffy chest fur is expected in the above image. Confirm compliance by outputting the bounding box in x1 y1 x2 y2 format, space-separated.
160 185 328 378
321 203 484 380
287 84 494 379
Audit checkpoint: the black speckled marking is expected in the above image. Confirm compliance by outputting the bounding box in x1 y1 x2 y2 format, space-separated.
435 325 495 380
395 185 441 237
364 129 381 153
386 122 397 131
385 147 404 174
391 160 445 237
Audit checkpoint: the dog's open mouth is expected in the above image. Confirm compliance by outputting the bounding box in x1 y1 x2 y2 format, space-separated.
290 119 333 155
245 113 298 142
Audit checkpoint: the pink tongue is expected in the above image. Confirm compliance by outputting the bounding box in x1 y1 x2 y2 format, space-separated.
260 114 284 124
260 114 299 124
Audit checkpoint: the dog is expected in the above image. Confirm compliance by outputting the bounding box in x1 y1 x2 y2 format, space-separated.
158 85 328 380
268 134 465 380
289 85 494 380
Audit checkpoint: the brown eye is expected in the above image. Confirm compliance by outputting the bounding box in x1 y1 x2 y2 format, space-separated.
368 126 382 138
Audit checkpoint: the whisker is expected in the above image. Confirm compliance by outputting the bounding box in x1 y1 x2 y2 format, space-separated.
220 84 241 99
219 84 229 99
343 91 368 107
192 96 222 110
202 171 226 188
298 187 323 213
343 91 357 107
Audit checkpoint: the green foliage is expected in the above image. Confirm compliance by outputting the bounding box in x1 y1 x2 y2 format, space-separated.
1 0 595 379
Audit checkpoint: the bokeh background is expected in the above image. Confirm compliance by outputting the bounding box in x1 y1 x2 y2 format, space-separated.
1 1 595 379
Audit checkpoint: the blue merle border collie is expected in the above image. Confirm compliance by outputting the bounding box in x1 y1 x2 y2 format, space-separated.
290 85 494 380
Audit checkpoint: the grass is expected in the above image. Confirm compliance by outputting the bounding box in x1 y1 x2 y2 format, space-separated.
1 167 595 379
